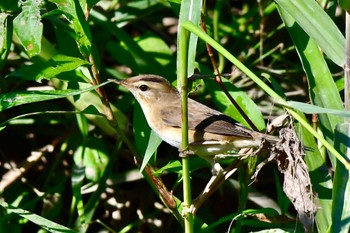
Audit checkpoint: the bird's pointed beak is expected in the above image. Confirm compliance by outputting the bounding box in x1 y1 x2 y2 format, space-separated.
108 79 132 90
108 79 122 84
109 79 127 88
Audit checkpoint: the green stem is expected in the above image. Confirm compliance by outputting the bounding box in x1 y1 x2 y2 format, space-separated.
181 20 350 170
178 15 194 233
178 26 194 233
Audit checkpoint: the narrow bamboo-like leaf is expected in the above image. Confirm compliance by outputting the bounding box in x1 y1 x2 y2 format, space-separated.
276 5 343 161
0 80 112 112
76 111 90 138
140 130 162 172
10 54 89 82
274 0 345 66
277 6 341 232
0 200 78 233
332 123 350 233
296 119 333 233
285 101 350 117
177 0 202 76
13 0 43 57
203 208 283 232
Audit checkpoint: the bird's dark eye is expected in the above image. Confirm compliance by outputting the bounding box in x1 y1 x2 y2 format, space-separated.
139 85 149 91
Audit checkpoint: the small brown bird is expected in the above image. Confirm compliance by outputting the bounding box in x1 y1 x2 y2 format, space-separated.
112 74 279 160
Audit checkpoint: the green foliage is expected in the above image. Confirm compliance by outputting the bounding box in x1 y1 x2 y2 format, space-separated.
0 0 349 232
13 0 43 57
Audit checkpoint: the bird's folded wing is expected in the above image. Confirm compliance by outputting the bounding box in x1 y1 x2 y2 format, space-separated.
160 103 253 138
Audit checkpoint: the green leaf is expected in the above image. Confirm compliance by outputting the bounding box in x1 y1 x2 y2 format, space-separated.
76 111 89 137
277 6 343 231
133 103 152 154
136 33 174 67
13 0 43 57
338 0 350 11
177 0 202 76
154 160 182 176
112 0 165 28
0 13 12 71
332 123 350 232
203 208 282 232
49 0 92 57
0 200 78 233
296 120 333 233
0 80 112 112
276 4 343 157
10 54 90 82
74 138 109 181
71 164 86 225
140 130 162 172
91 10 170 77
80 105 103 115
274 0 345 66
285 101 350 117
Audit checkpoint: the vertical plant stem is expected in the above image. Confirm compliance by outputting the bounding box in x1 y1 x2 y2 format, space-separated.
177 0 202 230
213 0 225 72
178 26 194 232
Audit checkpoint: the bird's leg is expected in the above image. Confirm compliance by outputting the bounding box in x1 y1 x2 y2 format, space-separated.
212 145 257 161
211 159 224 176
190 149 254 214
190 159 241 214
178 148 196 158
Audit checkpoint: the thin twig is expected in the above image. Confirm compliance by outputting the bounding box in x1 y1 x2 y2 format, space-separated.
88 54 116 124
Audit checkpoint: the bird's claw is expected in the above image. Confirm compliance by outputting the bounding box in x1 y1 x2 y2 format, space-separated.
181 204 195 217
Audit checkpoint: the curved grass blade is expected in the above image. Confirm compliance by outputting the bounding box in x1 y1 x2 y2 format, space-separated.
177 0 202 76
0 200 78 233
274 0 345 66
10 54 90 82
332 124 350 232
276 4 343 164
0 80 113 112
284 101 350 117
